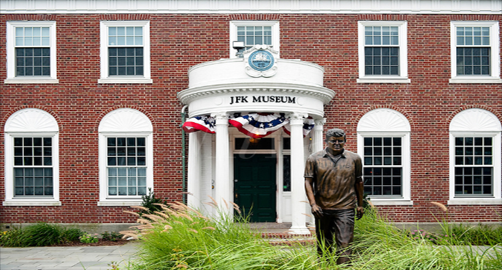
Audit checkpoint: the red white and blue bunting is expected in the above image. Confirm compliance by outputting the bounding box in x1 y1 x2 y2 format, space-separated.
283 118 315 137
182 113 314 138
228 113 287 139
182 115 216 134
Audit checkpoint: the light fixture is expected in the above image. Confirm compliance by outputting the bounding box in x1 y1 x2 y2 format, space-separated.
233 41 245 58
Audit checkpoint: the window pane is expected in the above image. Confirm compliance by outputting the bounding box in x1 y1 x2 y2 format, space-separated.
454 136 494 197
107 137 147 197
238 24 274 48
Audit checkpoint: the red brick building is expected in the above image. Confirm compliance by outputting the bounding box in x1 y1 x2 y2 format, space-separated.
1 0 501 233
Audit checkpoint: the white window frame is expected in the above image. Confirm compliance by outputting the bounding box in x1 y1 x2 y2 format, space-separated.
99 21 152 84
4 21 58 84
229 21 280 58
450 21 501 84
357 109 412 206
448 109 501 205
98 109 154 206
3 109 60 206
357 21 409 84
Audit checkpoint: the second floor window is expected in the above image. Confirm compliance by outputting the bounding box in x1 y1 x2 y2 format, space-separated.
99 21 151 83
108 26 144 76
450 21 501 83
358 21 409 83
364 26 399 76
237 25 272 51
230 21 279 58
5 21 58 83
15 27 51 76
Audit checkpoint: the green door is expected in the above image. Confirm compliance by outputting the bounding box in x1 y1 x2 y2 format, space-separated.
234 154 276 222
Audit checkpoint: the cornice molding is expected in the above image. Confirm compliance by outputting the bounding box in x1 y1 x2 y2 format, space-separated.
1 0 500 14
177 82 336 105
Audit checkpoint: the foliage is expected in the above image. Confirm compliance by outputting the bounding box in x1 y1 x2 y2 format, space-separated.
139 188 168 217
102 231 123 242
121 202 502 270
79 233 99 244
61 227 85 242
442 223 502 246
0 228 24 247
0 223 85 247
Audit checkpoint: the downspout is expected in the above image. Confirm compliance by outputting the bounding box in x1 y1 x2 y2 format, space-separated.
181 105 188 204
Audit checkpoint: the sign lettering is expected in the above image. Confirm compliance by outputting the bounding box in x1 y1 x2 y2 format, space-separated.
230 96 296 105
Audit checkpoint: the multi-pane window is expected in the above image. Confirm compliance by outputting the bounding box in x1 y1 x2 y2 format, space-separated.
15 27 51 76
108 26 144 76
107 137 147 196
364 26 399 75
454 137 493 196
237 26 272 50
230 21 279 58
358 21 408 83
6 21 57 83
99 21 151 83
450 21 501 83
456 27 491 75
363 137 403 196
13 137 53 196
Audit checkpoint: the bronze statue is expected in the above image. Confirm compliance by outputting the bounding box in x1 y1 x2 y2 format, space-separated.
304 128 364 264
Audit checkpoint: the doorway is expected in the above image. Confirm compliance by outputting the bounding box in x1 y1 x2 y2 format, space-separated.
233 154 277 222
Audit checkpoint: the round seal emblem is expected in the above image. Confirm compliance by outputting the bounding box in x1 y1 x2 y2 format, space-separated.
248 50 275 71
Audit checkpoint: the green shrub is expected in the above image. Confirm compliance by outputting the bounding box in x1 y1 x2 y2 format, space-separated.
101 231 123 241
0 229 24 247
0 223 85 247
18 223 65 247
79 233 99 244
61 228 85 242
140 188 168 216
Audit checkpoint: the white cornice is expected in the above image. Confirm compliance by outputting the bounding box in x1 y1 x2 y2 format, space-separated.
1 0 501 14
177 82 336 105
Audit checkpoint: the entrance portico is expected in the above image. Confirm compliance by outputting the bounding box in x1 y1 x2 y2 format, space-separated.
178 46 335 234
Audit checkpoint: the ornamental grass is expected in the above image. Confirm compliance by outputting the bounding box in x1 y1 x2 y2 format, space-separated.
121 199 501 270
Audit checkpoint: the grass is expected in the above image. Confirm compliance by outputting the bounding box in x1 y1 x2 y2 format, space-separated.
120 200 501 270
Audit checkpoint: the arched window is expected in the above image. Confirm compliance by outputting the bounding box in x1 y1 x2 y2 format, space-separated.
449 109 501 205
357 108 412 205
3 108 60 206
98 108 153 206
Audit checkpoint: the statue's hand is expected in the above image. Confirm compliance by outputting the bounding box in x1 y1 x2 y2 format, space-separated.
356 206 364 220
311 204 323 218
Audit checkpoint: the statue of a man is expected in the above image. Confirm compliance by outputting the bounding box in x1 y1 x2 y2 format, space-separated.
304 128 364 264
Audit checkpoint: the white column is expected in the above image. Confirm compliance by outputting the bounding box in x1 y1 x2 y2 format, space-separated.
187 132 202 209
313 118 326 153
309 118 326 225
289 113 310 234
212 112 232 218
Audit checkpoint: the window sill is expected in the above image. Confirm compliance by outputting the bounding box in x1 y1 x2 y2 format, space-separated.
98 78 153 84
4 78 59 84
368 199 413 206
357 77 411 84
3 200 62 206
98 200 143 206
448 198 501 205
449 77 502 84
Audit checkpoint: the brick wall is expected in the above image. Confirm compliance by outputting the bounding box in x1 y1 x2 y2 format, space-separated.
0 13 501 224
